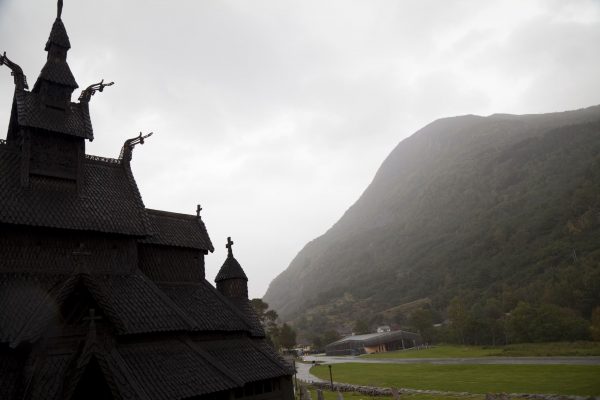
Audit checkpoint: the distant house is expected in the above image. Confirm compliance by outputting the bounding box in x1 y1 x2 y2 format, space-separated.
377 325 391 333
324 330 422 356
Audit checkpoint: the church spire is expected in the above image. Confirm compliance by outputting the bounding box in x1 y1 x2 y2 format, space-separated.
45 2 71 52
33 0 78 100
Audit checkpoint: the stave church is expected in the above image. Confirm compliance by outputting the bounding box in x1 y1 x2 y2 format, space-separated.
0 2 294 399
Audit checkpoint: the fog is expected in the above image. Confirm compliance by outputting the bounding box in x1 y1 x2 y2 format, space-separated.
1 0 599 297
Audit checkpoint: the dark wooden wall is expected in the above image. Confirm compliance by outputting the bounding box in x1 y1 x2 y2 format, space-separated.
0 226 137 274
138 244 205 282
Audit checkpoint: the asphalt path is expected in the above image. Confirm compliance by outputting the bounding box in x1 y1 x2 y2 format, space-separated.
296 355 600 383
295 362 328 383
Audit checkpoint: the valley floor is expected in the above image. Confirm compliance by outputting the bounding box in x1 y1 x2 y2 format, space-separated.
305 363 600 396
298 345 600 396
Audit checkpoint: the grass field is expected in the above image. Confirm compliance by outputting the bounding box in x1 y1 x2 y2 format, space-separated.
309 363 600 396
306 388 484 400
361 342 600 359
361 346 501 359
499 342 600 357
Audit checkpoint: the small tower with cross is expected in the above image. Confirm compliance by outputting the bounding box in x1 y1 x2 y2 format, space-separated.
215 237 248 299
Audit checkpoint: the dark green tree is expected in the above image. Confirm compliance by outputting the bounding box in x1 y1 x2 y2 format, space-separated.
276 323 297 349
409 308 434 343
250 298 269 317
392 311 407 325
311 335 323 351
507 301 589 343
591 307 600 341
250 298 280 345
311 330 341 351
483 298 504 345
251 298 278 326
322 330 341 346
448 296 469 344
353 319 370 334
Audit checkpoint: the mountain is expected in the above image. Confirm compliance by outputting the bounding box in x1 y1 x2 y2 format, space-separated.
263 105 600 340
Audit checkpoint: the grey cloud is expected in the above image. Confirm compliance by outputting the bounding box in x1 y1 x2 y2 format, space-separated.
1 0 599 297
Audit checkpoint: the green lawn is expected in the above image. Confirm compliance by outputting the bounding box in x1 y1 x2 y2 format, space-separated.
361 346 502 359
361 342 600 359
306 388 483 400
499 342 600 357
309 363 600 396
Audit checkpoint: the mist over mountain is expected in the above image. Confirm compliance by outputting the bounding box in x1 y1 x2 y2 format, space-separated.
263 106 600 339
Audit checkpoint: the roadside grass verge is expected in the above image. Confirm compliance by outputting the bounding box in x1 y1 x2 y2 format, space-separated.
306 388 483 400
309 363 600 396
361 342 600 359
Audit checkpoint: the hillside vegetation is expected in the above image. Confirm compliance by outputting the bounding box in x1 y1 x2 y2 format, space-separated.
263 106 600 344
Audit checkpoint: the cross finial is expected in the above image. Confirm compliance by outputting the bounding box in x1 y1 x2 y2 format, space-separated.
83 308 102 328
226 237 234 256
196 204 202 217
57 0 63 19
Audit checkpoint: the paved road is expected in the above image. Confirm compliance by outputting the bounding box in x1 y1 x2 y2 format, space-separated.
303 355 600 365
295 362 328 383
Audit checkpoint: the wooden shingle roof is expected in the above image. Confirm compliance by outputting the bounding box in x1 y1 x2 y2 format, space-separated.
198 338 294 382
118 339 239 400
86 274 196 335
27 353 72 400
0 147 151 236
0 272 268 346
13 90 91 139
215 254 248 281
159 281 251 332
0 273 66 343
35 15 77 90
226 297 266 337
35 59 78 89
45 17 71 50
141 209 214 252
0 336 293 400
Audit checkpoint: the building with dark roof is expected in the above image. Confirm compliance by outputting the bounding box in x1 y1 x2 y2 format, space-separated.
324 330 422 356
0 2 294 399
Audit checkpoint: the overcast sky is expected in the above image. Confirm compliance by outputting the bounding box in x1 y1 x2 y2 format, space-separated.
1 0 599 298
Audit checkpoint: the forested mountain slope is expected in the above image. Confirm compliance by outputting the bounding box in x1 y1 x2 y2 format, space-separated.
263 106 600 342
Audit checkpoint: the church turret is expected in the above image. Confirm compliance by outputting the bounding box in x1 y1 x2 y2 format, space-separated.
1 0 112 188
32 0 78 110
215 237 249 299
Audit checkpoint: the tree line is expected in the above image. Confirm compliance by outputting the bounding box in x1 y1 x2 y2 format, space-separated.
251 298 297 349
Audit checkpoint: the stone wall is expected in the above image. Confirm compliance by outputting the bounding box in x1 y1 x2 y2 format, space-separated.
305 380 598 400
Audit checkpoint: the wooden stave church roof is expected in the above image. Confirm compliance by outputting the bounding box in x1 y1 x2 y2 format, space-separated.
0 5 292 400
